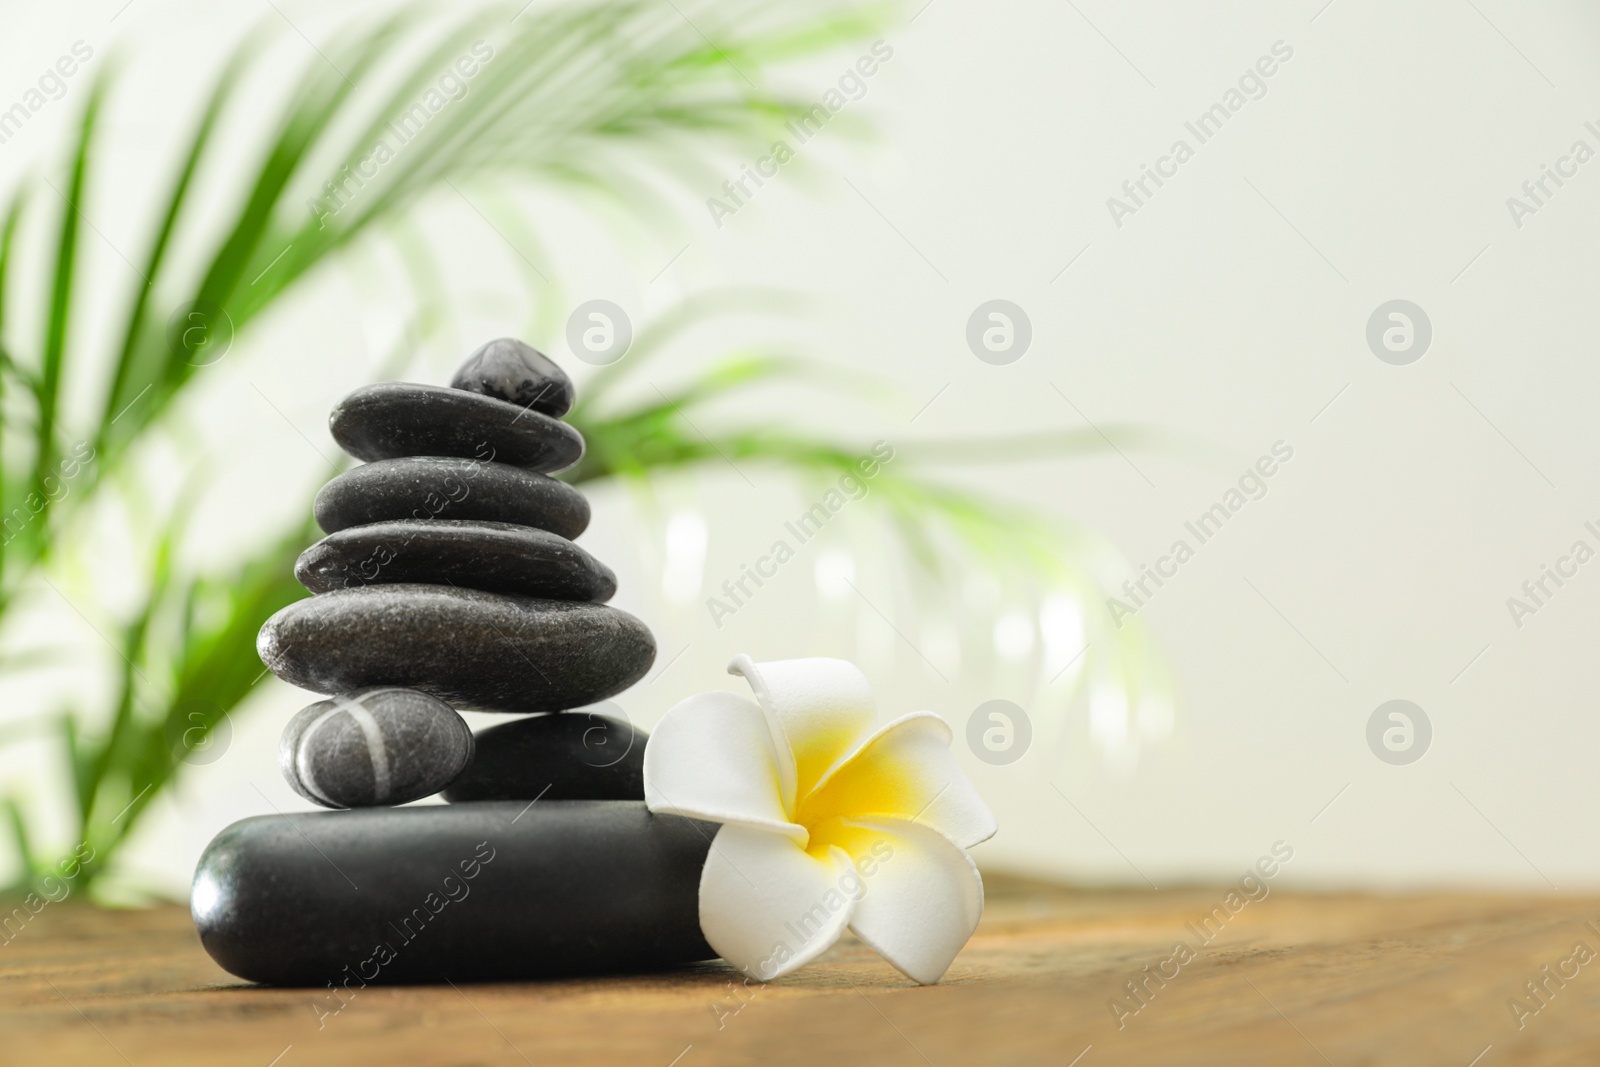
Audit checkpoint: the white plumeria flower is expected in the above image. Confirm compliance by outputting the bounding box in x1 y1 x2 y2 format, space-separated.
643 654 997 984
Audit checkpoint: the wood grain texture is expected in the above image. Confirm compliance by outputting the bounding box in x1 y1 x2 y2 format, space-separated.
4 877 1600 1066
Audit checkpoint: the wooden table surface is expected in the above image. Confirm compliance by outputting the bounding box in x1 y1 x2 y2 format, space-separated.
5 876 1600 1066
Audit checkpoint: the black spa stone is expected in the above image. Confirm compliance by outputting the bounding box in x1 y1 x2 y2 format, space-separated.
279 688 473 809
295 520 617 601
451 338 573 417
313 456 589 539
444 711 644 803
257 585 655 713
190 801 716 985
329 383 584 472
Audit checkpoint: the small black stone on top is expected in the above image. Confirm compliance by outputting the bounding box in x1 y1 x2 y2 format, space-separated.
451 337 574 417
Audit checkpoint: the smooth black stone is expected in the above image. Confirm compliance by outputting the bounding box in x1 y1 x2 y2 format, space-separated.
191 801 716 985
295 520 617 601
258 585 656 713
280 688 473 809
444 712 644 803
329 383 584 472
451 338 573 417
313 456 589 539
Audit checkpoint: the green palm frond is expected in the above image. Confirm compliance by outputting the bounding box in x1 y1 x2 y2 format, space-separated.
4 0 895 579
562 298 1175 756
0 0 1169 898
0 0 899 894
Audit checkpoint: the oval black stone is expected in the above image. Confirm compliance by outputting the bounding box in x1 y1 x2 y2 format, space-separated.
191 801 715 985
280 688 474 809
444 711 644 803
329 383 584 472
295 520 617 601
451 338 574 417
257 585 656 713
313 456 589 539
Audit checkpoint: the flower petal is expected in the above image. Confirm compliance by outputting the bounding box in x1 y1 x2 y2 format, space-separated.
825 816 985 985
729 654 877 809
797 712 997 849
699 824 856 980
643 690 805 841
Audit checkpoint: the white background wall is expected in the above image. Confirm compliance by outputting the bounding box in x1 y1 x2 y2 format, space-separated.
3 0 1599 897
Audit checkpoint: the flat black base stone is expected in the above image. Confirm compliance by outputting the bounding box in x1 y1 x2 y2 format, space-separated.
192 801 716 985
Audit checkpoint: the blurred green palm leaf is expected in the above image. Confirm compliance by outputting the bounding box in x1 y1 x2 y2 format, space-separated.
0 0 1163 896
0 0 895 891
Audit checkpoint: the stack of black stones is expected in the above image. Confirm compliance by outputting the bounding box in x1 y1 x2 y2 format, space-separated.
192 341 715 986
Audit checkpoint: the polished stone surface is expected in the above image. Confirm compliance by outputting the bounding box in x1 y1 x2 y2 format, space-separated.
258 585 656 713
450 338 574 417
191 801 715 985
329 383 583 472
279 688 473 809
295 520 616 601
444 711 644 803
313 456 590 539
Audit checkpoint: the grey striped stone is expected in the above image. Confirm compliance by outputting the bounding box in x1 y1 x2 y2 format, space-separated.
279 688 473 809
